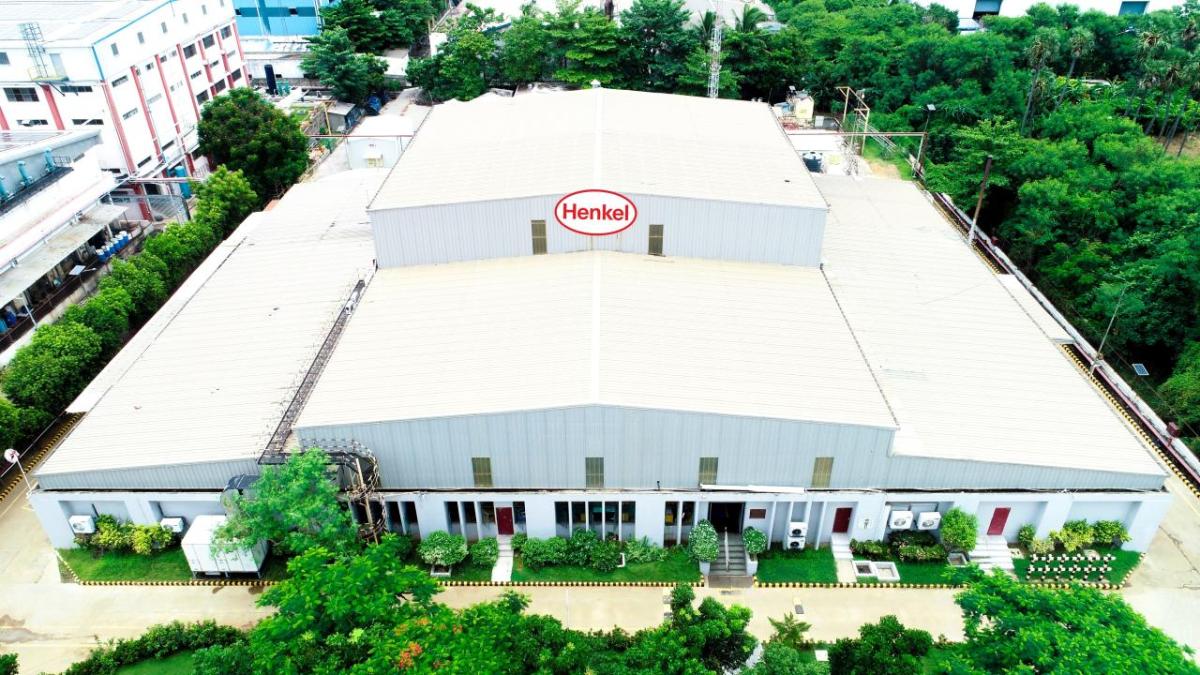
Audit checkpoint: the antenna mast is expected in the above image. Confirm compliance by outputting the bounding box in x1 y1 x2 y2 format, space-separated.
707 16 723 98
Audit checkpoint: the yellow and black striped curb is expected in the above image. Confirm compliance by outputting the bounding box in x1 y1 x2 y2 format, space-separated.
77 578 278 587
0 413 83 504
753 579 1122 590
437 580 706 587
1060 346 1200 501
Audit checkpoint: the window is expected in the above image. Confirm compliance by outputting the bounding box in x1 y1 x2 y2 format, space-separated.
471 457 493 488
182 12 189 23
212 79 226 94
137 155 153 167
161 21 168 33
111 43 119 56
531 219 547 254
72 118 104 126
1118 0 1147 13
111 75 129 87
202 35 216 49
748 508 767 519
648 224 664 256
183 44 197 59
4 87 38 102
159 54 169 63
221 26 232 39
698 457 718 484
196 91 209 104
190 70 202 79
621 501 635 523
555 502 569 530
210 59 220 69
585 457 604 488
811 457 834 488
514 501 526 524
122 108 138 120
972 0 1001 18
137 31 145 44
147 93 163 104
0 52 9 65
230 68 242 82
60 85 94 93
162 139 175 150
17 119 48 127
145 61 154 71
202 3 208 14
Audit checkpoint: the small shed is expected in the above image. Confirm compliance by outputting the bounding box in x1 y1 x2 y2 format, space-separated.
326 102 360 134
347 115 414 170
180 514 267 577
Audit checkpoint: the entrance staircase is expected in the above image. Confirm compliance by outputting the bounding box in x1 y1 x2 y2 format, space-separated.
831 533 853 560
491 535 514 582
709 533 752 587
968 535 1015 573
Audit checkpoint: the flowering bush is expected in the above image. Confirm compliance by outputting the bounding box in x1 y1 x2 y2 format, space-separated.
520 537 567 570
469 537 500 568
688 520 719 563
1092 520 1130 547
850 539 890 560
742 528 768 558
417 531 468 568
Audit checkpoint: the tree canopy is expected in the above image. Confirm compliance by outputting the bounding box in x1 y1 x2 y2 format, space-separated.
197 88 308 203
301 27 388 103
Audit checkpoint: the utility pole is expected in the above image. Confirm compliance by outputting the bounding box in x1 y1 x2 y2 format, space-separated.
969 154 993 244
707 16 724 99
1091 283 1130 375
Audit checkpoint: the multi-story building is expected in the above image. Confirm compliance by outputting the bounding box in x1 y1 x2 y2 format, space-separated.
912 0 1182 24
29 89 1174 574
0 129 127 363
0 0 247 187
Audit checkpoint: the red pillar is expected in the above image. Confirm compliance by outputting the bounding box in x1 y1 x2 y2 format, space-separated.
41 84 64 130
130 65 162 161
102 82 136 174
155 52 181 134
0 104 9 131
177 43 201 120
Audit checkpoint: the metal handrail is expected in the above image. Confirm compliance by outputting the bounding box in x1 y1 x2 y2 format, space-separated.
723 531 729 570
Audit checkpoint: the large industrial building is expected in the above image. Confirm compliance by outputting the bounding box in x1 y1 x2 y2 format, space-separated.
30 89 1172 567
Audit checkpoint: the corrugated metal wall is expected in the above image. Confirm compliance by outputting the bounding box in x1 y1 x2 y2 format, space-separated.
36 458 261 491
296 405 1165 492
370 194 827 268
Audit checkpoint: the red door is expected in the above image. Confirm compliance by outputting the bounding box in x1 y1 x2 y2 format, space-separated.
496 507 514 535
832 508 852 534
987 508 1010 536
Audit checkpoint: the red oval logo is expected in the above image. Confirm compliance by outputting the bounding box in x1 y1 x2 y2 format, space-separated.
554 189 638 236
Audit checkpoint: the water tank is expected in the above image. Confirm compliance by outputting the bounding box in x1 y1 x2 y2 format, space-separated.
802 152 823 173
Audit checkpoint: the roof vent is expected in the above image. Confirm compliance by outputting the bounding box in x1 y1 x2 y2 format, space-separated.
590 79 602 89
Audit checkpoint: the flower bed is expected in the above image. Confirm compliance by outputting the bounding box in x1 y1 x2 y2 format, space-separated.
511 546 700 583
1013 546 1140 585
754 546 837 584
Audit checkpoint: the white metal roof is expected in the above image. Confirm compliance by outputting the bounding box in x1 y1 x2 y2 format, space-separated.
815 175 1165 477
37 169 387 479
0 0 171 44
297 250 896 430
369 88 825 212
350 114 413 138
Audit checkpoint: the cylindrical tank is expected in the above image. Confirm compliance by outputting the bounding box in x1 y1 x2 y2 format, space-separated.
802 152 823 173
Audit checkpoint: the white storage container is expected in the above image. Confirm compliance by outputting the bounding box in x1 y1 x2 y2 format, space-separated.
180 515 267 576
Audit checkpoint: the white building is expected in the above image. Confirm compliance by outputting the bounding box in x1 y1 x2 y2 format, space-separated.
0 0 247 188
0 130 128 363
30 89 1172 568
915 0 1181 24
346 114 413 170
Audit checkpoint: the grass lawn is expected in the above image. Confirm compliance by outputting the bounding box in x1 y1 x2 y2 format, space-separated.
114 651 194 675
754 546 837 584
511 547 701 583
61 547 290 582
1013 546 1140 585
862 139 916 180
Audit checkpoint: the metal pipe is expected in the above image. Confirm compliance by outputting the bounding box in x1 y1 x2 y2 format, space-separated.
17 160 30 187
43 149 54 172
0 176 8 200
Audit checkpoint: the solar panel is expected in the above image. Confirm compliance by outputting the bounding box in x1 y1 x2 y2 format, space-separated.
1132 363 1149 377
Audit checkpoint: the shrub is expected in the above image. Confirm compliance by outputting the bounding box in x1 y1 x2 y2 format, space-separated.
1029 537 1055 555
393 533 414 560
61 286 133 355
1052 520 1093 552
896 543 947 562
887 530 938 548
1092 520 1130 547
850 539 890 560
193 642 255 675
566 528 599 566
62 621 243 675
624 536 667 564
669 583 695 614
99 257 167 323
521 537 567 570
940 508 978 552
2 321 104 413
129 523 174 555
688 520 719 563
0 653 16 675
589 539 622 572
85 516 175 555
510 532 528 553
743 527 768 558
0 399 51 457
1018 524 1037 549
470 537 500 568
417 530 467 568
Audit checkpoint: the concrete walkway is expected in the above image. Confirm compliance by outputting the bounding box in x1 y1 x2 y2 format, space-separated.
491 535 513 582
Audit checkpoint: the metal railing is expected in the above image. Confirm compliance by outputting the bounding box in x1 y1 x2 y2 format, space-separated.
723 531 729 571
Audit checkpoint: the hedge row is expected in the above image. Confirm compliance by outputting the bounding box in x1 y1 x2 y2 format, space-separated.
63 621 244 675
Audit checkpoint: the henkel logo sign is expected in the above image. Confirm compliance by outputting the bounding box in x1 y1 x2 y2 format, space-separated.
554 189 638 236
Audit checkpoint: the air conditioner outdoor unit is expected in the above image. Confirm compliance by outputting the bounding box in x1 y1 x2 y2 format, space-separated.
889 510 914 530
788 522 808 538
68 515 96 534
160 517 185 533
917 512 941 530
788 537 806 550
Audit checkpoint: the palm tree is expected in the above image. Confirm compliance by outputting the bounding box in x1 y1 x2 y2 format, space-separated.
1054 27 1094 111
735 6 766 33
1166 57 1200 151
767 613 813 651
1020 28 1061 135
695 10 716 45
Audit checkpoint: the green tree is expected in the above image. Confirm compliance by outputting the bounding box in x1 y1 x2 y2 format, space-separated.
828 615 932 675
0 398 51 451
747 643 827 675
0 652 15 675
945 572 1200 673
374 0 441 49
618 0 697 92
497 11 552 85
767 612 812 651
192 166 257 237
408 27 496 101
197 88 308 203
321 0 389 53
1161 341 1200 430
301 27 388 103
551 3 620 87
2 322 104 413
60 286 133 354
215 447 358 556
939 507 978 552
99 257 167 323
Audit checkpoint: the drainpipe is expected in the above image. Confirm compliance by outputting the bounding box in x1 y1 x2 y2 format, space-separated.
17 161 30 187
43 149 54 172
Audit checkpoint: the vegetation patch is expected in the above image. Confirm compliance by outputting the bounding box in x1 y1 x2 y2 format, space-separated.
511 546 700 583
755 546 838 584
114 650 195 675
